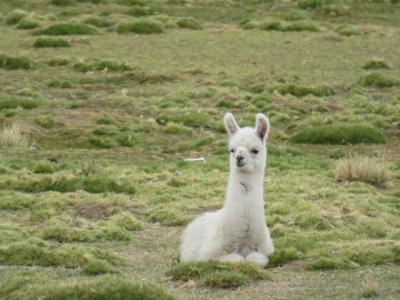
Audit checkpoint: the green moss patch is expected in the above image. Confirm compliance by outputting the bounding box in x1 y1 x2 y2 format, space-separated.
82 259 118 275
5 10 27 25
0 55 33 70
273 83 334 97
37 22 98 35
166 261 271 288
17 18 40 30
0 239 124 268
357 72 400 88
290 124 386 144
177 18 203 30
0 98 38 110
33 38 70 48
74 60 132 72
0 176 136 194
0 275 177 300
363 59 390 70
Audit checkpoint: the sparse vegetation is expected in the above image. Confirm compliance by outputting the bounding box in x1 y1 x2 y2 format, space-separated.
0 122 30 148
1 0 400 299
116 19 164 34
336 154 390 187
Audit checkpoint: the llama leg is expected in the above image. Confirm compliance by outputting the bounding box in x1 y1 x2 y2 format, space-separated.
246 252 268 267
218 253 245 263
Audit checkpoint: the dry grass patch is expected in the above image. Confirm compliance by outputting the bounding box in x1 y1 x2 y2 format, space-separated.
0 122 30 148
336 154 390 187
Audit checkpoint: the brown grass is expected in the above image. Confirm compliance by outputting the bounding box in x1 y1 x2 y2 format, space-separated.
336 154 390 187
0 121 30 148
361 280 378 298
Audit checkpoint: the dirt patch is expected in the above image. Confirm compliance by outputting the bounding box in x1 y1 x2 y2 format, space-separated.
74 202 113 220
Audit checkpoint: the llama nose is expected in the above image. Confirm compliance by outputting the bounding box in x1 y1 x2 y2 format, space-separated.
236 155 244 163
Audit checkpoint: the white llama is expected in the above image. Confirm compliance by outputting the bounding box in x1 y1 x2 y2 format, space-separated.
180 113 274 267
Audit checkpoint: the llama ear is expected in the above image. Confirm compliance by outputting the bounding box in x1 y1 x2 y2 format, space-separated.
224 113 239 136
255 113 270 141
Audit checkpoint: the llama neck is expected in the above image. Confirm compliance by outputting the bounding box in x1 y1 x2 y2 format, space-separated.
224 168 265 211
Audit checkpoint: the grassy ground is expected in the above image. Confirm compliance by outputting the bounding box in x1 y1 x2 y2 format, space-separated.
0 0 399 299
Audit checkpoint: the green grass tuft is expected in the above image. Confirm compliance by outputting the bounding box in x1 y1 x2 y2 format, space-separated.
33 38 70 48
0 55 33 70
290 124 386 145
198 271 249 288
274 83 333 97
357 72 400 88
166 261 271 288
73 60 132 72
306 258 358 270
82 259 117 275
37 22 98 35
84 16 115 28
0 275 177 300
362 59 390 70
16 18 40 30
50 0 77 6
116 20 164 34
111 212 146 231
335 25 360 36
0 99 38 110
149 208 189 226
177 18 203 30
5 10 27 25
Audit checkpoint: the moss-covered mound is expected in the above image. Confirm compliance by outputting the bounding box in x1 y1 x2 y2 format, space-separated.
290 124 386 144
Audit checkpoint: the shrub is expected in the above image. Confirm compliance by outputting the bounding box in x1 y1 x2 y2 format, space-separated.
357 72 400 88
274 83 333 97
363 59 390 70
5 10 27 25
176 18 203 30
82 259 117 275
290 124 386 144
37 22 98 35
16 18 40 30
336 154 390 187
0 122 30 148
116 20 164 34
33 38 70 48
0 54 33 70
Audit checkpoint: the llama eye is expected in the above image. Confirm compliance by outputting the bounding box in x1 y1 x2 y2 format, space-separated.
251 149 259 154
230 149 235 153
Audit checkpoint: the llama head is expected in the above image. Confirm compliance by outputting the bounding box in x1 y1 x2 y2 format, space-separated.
224 113 270 173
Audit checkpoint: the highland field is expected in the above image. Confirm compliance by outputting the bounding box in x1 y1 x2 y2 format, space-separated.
0 0 399 299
